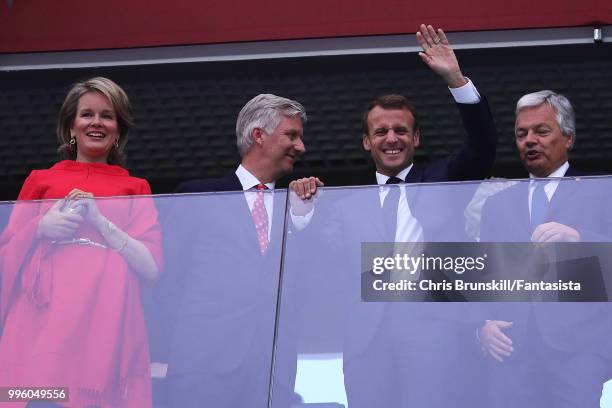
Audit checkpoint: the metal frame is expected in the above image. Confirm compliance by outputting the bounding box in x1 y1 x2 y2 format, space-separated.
0 26 609 71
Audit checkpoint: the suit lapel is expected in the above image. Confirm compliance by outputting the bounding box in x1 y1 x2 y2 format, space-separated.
494 182 531 240
268 190 287 256
547 181 576 222
546 165 583 223
219 174 242 191
219 174 265 258
564 165 588 178
515 182 532 238
368 187 388 241
346 186 387 242
404 165 424 184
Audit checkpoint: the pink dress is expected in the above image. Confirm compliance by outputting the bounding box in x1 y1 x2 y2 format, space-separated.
0 160 162 407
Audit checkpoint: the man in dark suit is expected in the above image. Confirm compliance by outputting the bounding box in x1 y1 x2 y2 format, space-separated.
289 24 497 408
152 93 307 407
478 90 612 407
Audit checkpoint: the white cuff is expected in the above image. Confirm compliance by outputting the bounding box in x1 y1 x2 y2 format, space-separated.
449 78 480 104
290 208 314 231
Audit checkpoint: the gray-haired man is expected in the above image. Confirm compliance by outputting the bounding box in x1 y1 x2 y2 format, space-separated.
479 90 612 407
153 94 308 407
179 93 306 193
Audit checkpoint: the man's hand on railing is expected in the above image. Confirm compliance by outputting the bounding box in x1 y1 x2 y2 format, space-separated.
289 177 324 217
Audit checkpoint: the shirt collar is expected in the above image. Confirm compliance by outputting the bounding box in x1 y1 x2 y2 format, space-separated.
529 161 569 179
375 164 413 185
235 164 276 191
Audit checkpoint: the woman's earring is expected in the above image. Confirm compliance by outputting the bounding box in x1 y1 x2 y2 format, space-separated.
114 139 119 149
70 134 76 146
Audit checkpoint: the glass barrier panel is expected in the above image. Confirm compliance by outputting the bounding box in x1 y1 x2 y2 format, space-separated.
2 177 612 408
0 190 287 408
273 177 612 408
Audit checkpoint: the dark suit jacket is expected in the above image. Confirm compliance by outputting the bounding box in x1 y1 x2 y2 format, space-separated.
152 174 289 375
479 167 612 358
480 167 609 242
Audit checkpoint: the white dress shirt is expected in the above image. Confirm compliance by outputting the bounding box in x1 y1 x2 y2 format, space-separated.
449 78 480 104
376 166 424 243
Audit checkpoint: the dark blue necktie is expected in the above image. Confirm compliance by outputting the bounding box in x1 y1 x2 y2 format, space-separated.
531 182 549 230
382 177 402 241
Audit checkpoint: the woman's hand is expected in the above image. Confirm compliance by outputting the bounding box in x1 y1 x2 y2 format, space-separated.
65 188 106 229
63 189 160 280
37 199 85 240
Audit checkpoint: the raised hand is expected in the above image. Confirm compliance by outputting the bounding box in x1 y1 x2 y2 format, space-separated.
416 24 467 88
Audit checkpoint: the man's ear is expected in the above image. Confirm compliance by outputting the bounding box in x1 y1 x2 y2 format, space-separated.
362 134 371 152
413 129 420 148
565 133 574 151
252 128 265 147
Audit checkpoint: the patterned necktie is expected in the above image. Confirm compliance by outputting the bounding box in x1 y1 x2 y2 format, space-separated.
252 183 269 254
531 182 549 230
382 177 403 241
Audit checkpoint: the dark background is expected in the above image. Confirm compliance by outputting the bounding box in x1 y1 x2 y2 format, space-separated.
1 42 611 200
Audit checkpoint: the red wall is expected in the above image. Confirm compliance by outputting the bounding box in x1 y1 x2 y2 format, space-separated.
1 0 610 53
